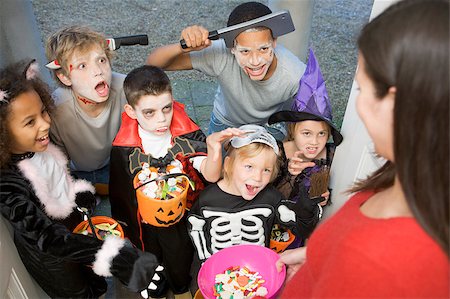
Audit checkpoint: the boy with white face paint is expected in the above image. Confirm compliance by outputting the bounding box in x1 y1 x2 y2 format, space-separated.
110 65 245 298
146 2 306 141
231 28 277 81
45 25 126 195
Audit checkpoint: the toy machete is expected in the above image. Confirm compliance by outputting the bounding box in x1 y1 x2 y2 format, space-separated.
180 10 294 49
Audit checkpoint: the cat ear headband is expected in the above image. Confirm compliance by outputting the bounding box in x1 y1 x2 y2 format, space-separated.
0 90 9 105
0 59 40 105
24 59 39 80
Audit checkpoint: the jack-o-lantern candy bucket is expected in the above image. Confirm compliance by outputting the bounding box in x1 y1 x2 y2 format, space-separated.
269 224 295 253
73 216 124 240
133 169 192 227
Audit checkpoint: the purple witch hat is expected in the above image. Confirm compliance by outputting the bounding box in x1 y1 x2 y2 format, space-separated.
269 49 343 145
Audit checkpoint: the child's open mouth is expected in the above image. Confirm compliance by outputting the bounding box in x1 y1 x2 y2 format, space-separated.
245 184 259 196
306 146 318 155
37 135 50 146
245 65 266 77
95 81 110 97
155 126 168 134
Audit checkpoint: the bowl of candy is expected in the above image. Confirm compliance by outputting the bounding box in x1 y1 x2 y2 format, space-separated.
73 216 124 240
133 161 193 227
198 244 286 299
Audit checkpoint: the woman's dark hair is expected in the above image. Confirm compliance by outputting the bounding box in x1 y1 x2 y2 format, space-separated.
0 59 55 168
351 0 449 255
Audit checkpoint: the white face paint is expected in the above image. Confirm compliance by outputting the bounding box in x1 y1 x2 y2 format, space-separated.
232 29 276 81
128 92 174 136
64 45 112 104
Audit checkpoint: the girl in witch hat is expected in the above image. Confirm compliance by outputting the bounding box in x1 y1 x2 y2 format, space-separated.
268 48 343 245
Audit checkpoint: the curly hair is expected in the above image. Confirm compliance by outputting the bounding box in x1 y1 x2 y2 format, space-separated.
0 59 55 168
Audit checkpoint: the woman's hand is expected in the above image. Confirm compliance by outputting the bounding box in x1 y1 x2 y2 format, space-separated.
276 247 307 282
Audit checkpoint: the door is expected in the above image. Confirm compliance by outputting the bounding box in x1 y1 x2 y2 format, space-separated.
326 0 398 218
0 218 49 298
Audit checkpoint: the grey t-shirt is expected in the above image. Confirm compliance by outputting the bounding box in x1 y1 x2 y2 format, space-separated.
190 40 306 127
50 72 126 172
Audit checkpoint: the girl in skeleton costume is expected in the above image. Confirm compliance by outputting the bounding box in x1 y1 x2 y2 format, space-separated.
187 125 313 294
0 59 163 299
268 49 343 246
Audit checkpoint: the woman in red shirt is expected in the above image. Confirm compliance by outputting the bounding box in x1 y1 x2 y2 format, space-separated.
277 0 449 298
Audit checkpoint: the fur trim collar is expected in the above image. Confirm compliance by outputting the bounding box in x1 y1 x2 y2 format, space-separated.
92 236 125 276
17 143 95 219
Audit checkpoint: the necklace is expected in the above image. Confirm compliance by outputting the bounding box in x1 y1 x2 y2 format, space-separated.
11 152 35 162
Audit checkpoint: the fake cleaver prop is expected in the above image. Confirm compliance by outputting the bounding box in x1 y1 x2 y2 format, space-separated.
180 10 294 49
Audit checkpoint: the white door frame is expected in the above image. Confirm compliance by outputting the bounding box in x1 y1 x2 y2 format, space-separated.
326 0 398 218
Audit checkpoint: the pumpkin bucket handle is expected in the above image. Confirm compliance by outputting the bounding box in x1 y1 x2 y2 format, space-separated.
76 206 100 239
134 172 195 191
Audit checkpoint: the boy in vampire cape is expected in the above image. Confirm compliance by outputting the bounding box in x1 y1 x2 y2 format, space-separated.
109 65 221 298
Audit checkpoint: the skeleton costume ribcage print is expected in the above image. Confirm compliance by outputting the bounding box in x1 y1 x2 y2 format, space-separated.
187 183 299 262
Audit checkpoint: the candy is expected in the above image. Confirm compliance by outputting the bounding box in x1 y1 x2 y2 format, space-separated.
270 224 290 242
136 160 187 201
76 222 121 239
213 266 267 299
138 172 148 181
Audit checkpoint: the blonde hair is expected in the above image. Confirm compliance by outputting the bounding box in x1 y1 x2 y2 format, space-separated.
223 143 280 182
45 25 114 87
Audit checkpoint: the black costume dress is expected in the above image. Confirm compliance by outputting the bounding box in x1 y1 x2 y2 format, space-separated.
273 142 336 246
0 144 160 298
